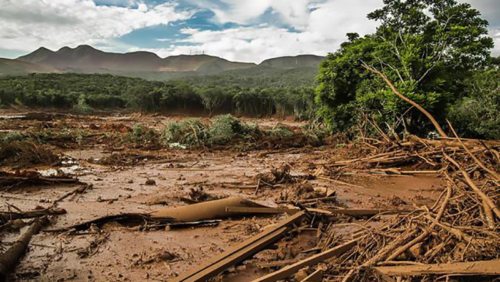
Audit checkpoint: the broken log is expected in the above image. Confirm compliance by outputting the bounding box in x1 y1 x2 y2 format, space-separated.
373 259 500 277
300 269 324 282
150 196 274 222
0 171 81 191
0 208 66 224
0 217 49 281
52 197 284 231
252 238 359 282
174 211 305 282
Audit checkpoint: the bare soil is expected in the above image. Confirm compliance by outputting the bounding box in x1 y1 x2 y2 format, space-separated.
0 112 445 281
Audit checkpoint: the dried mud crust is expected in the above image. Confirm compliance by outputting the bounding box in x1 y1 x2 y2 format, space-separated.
0 112 495 281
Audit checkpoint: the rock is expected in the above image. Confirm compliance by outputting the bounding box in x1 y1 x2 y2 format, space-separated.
145 179 156 186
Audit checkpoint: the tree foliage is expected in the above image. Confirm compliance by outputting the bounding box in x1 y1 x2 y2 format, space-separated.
0 73 317 119
316 0 494 136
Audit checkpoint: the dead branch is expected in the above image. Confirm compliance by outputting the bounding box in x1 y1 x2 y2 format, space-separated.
0 217 49 281
361 62 447 138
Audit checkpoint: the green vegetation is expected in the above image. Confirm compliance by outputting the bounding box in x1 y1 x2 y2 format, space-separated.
0 72 316 119
162 115 259 146
448 69 499 139
162 114 324 148
315 0 496 138
0 1 498 140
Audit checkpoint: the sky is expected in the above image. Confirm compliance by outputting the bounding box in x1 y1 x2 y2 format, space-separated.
0 0 498 63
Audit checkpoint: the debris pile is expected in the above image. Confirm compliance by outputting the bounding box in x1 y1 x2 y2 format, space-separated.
170 135 500 281
0 141 59 168
0 170 81 191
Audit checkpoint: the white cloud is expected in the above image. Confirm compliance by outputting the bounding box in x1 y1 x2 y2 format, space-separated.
0 0 192 52
2 0 497 61
148 0 382 62
187 0 319 29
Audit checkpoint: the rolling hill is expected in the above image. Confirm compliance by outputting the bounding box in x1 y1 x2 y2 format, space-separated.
4 45 324 79
0 58 57 76
259 55 324 69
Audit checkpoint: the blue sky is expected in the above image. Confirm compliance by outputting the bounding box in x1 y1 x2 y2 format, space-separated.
0 0 498 62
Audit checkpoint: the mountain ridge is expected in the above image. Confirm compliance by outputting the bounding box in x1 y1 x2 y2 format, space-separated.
4 45 325 78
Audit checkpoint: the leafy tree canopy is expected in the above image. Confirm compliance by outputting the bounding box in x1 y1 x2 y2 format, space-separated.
316 0 493 135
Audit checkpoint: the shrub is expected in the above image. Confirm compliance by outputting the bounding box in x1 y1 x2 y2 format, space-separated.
126 124 159 145
269 124 294 138
0 131 26 143
74 94 93 114
162 119 208 146
208 114 252 145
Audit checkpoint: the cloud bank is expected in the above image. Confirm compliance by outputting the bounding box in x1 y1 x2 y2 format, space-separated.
0 0 498 62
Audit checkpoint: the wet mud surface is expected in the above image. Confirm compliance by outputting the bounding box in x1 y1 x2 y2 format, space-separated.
0 112 445 281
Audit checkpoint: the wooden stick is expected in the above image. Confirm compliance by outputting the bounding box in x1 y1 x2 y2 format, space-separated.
446 120 499 181
0 208 66 223
444 154 499 219
0 217 49 280
385 182 451 261
174 212 305 282
252 238 359 282
374 259 500 276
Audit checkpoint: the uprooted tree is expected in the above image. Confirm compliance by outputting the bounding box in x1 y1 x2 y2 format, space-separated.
316 0 494 137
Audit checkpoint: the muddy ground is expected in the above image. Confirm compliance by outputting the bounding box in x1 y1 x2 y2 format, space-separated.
0 112 445 281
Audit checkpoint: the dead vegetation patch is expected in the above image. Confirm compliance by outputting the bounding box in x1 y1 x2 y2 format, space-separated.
0 141 59 168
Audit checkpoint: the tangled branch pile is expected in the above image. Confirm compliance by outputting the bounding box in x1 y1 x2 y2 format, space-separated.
318 136 500 281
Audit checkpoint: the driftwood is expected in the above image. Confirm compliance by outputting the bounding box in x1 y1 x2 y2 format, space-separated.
52 197 283 231
0 171 81 191
253 238 359 282
0 208 66 224
175 211 306 282
0 217 49 281
373 259 500 276
150 196 274 222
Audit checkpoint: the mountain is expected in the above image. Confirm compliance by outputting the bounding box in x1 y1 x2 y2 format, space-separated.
17 45 255 74
259 55 324 69
161 54 255 73
0 58 57 76
4 45 324 79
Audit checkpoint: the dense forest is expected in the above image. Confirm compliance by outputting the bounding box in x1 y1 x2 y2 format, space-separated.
0 72 316 119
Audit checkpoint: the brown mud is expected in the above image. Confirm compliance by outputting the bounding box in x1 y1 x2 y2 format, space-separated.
0 112 495 281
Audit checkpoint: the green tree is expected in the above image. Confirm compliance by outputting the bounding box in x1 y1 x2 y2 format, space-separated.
316 0 493 134
449 68 499 139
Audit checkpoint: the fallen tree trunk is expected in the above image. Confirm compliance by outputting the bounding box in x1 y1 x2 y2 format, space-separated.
252 238 359 282
175 211 305 282
150 196 274 222
0 217 49 281
0 208 66 224
373 259 500 277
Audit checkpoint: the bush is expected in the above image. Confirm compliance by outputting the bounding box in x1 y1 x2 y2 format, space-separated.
0 131 26 143
208 114 257 145
162 119 208 146
269 124 294 138
73 94 93 114
126 124 159 145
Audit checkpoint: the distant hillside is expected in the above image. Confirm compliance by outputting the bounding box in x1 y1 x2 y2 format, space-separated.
0 58 57 76
17 45 255 75
259 55 324 69
162 54 255 73
2 45 324 79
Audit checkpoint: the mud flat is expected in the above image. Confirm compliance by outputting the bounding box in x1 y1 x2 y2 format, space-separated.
0 112 498 281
